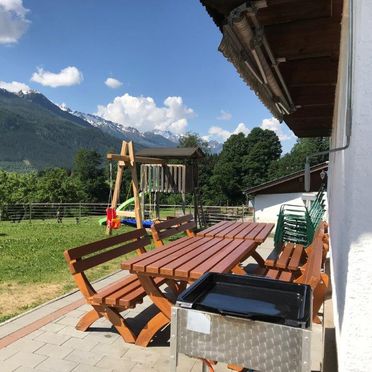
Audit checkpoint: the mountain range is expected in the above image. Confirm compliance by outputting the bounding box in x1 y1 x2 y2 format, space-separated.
0 89 222 172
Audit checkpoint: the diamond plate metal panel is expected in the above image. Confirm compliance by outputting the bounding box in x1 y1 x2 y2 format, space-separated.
173 307 311 372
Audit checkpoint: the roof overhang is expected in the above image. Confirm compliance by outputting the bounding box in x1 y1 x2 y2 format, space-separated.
200 0 343 137
136 147 205 160
245 162 328 195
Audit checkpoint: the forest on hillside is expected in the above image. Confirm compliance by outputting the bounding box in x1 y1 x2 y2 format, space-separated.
0 129 329 207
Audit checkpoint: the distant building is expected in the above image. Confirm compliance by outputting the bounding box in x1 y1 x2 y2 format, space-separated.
245 163 328 225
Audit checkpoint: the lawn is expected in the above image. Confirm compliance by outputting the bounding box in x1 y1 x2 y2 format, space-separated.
0 218 139 323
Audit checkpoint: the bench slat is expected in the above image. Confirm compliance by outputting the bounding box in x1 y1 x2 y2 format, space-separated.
266 269 280 280
279 271 293 282
70 237 150 274
152 214 193 231
91 275 139 304
276 243 294 269
119 277 166 308
158 220 196 240
66 228 148 260
288 244 304 271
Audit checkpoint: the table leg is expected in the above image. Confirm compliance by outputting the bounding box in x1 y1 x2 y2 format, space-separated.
231 264 246 275
136 274 174 346
251 250 265 267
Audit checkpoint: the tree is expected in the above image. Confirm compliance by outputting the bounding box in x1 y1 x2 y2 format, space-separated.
210 129 282 204
242 128 282 188
268 137 329 180
33 168 86 203
178 132 210 155
72 149 108 202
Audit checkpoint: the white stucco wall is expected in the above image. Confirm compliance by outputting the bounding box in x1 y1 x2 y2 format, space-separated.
253 193 305 225
254 192 328 227
328 1 372 370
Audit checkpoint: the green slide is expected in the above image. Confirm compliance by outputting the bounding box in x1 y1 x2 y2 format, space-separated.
98 193 144 225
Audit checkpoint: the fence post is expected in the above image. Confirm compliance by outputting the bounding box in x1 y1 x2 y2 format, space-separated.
29 202 32 223
78 202 82 223
242 204 245 222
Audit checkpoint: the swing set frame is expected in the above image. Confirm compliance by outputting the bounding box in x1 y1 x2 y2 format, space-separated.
106 141 166 234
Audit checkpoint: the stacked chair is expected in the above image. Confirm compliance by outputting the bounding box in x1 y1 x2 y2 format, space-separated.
274 186 326 249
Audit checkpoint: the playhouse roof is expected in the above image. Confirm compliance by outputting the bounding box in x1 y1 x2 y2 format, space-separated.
136 147 205 160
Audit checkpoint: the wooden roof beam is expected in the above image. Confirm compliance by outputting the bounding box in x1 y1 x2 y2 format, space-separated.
265 19 341 60
258 0 332 26
107 153 166 165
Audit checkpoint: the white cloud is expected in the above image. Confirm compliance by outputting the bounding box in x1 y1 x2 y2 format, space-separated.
0 80 30 93
260 117 294 141
96 94 194 134
207 122 251 141
105 77 122 89
217 110 232 121
31 66 83 87
0 0 30 44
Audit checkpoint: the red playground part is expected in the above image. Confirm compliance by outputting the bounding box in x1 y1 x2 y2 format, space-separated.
106 208 120 229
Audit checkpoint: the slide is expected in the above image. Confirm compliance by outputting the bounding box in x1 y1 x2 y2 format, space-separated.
99 193 145 226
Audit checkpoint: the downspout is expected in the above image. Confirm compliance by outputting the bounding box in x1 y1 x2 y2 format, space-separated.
304 0 354 191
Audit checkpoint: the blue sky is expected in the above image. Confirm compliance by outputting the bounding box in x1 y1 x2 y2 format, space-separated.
0 0 296 152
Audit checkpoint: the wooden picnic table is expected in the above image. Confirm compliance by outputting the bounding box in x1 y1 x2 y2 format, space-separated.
197 221 274 267
197 221 274 243
121 235 258 346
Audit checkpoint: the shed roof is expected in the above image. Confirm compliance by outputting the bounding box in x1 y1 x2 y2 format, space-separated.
245 162 328 195
136 147 205 160
199 0 343 137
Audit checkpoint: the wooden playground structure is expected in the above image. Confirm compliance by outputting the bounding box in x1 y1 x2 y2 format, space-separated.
106 141 205 234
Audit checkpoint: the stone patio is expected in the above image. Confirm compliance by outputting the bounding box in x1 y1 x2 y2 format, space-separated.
0 237 330 372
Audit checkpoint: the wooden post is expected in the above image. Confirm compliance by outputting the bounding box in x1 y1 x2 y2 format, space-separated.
111 141 127 210
128 142 143 229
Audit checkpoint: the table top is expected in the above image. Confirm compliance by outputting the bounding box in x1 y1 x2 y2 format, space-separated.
121 236 257 282
196 221 274 243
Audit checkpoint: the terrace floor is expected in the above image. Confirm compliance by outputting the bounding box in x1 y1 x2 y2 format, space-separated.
0 238 332 372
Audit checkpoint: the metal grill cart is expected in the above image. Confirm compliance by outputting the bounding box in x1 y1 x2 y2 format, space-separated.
170 273 312 372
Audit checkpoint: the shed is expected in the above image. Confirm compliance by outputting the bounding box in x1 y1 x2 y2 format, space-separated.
245 162 328 224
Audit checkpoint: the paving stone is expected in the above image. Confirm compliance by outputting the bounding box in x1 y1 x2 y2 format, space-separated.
90 341 129 358
5 351 47 369
71 363 112 372
22 329 45 340
0 345 19 361
34 343 74 359
128 362 158 372
65 309 86 319
56 316 81 327
37 356 78 372
78 304 92 312
35 331 71 345
57 325 89 339
123 347 161 367
62 337 100 352
64 349 103 366
96 355 136 370
1 338 45 356
15 367 42 372
83 331 120 345
40 322 66 333
1 358 22 372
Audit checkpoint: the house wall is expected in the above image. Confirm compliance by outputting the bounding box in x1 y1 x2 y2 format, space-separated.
253 193 305 225
328 0 372 370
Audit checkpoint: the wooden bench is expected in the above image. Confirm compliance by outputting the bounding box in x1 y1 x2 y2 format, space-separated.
151 214 196 247
259 222 329 323
64 228 165 343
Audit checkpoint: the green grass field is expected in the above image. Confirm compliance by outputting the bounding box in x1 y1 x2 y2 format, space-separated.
0 218 139 323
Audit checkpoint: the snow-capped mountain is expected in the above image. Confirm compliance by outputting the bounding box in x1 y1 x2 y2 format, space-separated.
67 110 179 148
58 104 223 154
